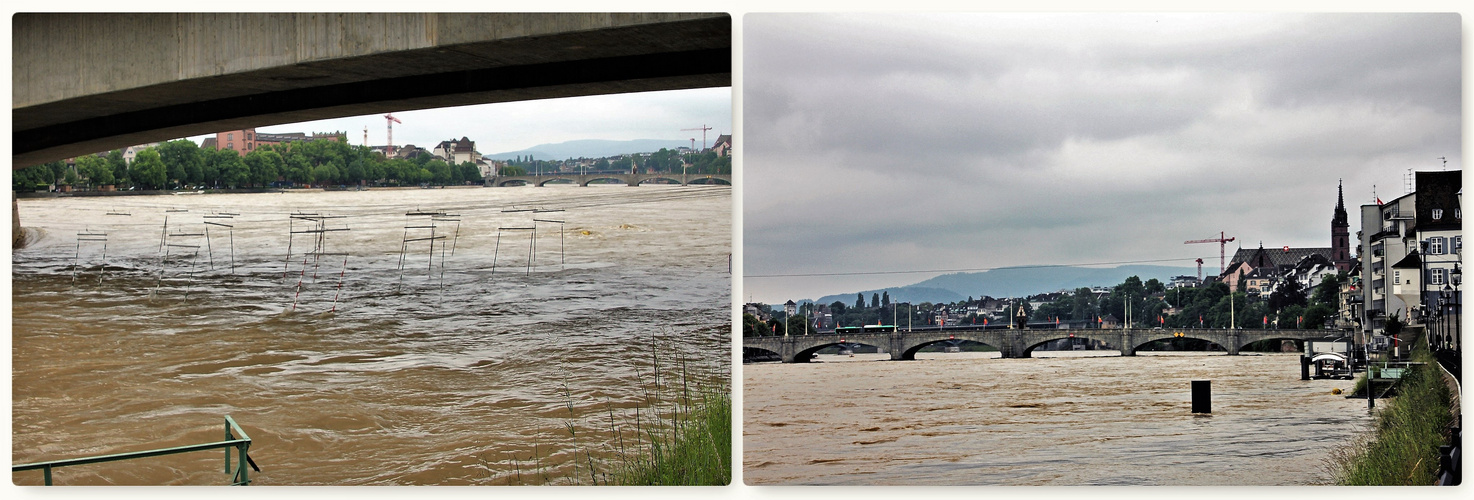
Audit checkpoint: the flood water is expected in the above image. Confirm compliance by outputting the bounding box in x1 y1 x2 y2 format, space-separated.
744 351 1373 485
11 185 730 485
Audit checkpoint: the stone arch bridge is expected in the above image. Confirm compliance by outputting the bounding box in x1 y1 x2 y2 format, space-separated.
490 173 730 187
744 326 1324 363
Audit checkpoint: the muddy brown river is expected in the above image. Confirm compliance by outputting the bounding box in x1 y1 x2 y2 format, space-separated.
744 351 1374 485
11 185 729 485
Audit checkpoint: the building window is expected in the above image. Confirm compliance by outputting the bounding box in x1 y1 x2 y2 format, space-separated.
228 133 233 141
1394 270 1401 284
1431 268 1446 286
1433 209 1444 220
1455 236 1462 253
227 143 232 149
1431 237 1446 255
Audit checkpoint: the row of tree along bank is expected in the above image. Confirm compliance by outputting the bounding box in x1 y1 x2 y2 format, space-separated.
745 272 1346 337
15 140 734 194
13 139 485 192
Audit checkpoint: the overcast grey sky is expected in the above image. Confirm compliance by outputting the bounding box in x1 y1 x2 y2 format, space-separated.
742 12 1461 304
185 87 732 156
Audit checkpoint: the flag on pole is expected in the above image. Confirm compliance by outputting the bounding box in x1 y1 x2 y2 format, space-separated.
1297 315 1302 328
984 318 989 326
1263 315 1268 326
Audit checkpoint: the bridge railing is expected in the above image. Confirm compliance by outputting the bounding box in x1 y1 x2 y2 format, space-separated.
12 415 257 485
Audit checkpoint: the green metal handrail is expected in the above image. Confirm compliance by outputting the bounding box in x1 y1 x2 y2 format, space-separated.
12 415 257 485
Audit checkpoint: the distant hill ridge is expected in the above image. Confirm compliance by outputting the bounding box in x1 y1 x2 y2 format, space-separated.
484 139 690 161
800 264 1196 306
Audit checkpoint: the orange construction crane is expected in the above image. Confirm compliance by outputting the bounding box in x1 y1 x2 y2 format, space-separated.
681 124 713 150
1185 232 1235 275
384 114 402 158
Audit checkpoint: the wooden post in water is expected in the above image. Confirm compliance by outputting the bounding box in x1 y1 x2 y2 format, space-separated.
1191 380 1211 413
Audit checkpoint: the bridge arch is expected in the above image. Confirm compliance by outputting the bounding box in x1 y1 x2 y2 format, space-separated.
635 176 683 185
902 338 1000 360
743 346 782 363
790 340 886 363
1128 335 1229 355
686 176 731 185
496 179 530 187
536 177 579 187
582 177 629 186
1020 334 1118 358
897 332 999 360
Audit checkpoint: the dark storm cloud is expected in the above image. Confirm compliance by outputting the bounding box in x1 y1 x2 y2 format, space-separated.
743 13 1461 303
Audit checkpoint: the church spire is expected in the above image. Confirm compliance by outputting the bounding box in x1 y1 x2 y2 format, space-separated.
1333 179 1348 226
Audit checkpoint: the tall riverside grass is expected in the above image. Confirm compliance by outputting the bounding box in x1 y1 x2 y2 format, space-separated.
1326 342 1453 485
492 329 731 485
611 382 731 485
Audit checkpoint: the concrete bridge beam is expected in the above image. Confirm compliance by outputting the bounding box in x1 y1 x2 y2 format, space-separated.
13 13 731 168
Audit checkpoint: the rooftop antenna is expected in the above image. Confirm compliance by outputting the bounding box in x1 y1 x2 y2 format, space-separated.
1405 168 1414 195
1438 156 1447 170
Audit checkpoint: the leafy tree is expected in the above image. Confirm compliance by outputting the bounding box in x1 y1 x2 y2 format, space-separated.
106 150 129 187
281 154 312 185
130 149 168 189
157 140 205 186
786 314 809 335
1268 278 1308 312
830 301 847 316
458 162 483 183
311 164 339 185
499 164 527 176
75 155 106 187
1071 287 1097 321
871 293 880 309
855 293 865 311
243 149 283 187
1311 273 1343 305
424 159 451 185
1144 278 1165 295
743 313 768 337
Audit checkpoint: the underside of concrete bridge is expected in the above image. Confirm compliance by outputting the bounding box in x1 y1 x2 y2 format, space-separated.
13 13 731 168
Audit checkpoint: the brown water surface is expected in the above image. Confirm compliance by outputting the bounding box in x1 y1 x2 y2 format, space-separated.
744 351 1371 485
12 185 730 485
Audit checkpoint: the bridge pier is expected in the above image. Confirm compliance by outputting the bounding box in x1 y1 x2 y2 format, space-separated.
889 333 909 361
12 191 20 247
1118 330 1136 356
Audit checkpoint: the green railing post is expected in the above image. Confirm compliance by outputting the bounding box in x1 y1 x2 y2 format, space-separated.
15 415 253 485
225 420 233 475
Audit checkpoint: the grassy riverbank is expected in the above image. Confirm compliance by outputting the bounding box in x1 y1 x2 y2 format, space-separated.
527 340 731 486
611 386 731 485
1327 343 1453 485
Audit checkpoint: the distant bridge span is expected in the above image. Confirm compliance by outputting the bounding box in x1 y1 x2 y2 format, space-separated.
744 327 1327 363
490 173 730 187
